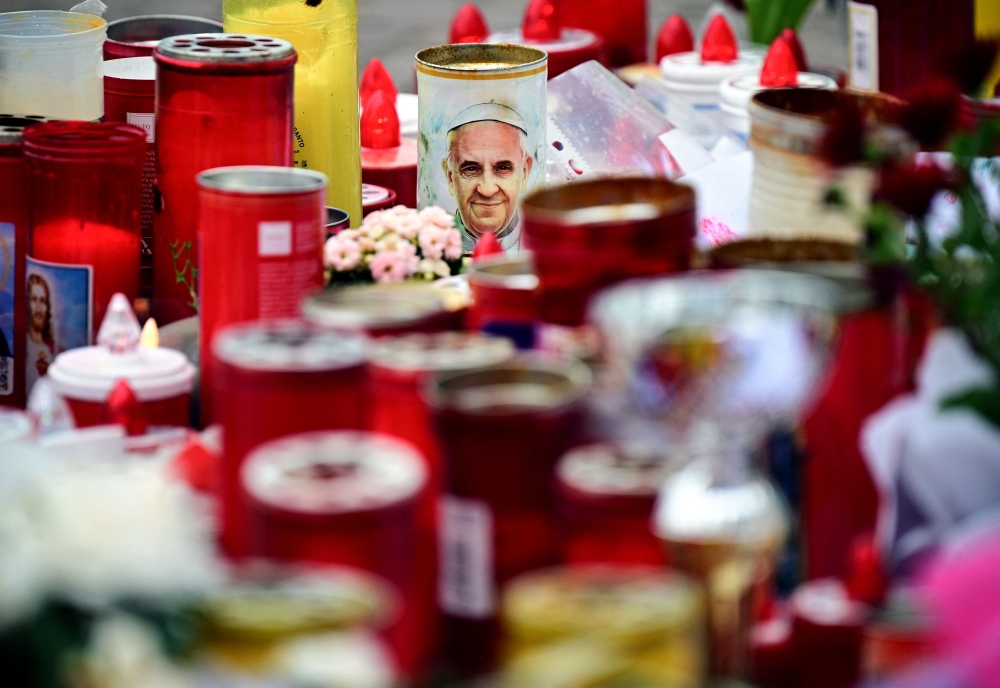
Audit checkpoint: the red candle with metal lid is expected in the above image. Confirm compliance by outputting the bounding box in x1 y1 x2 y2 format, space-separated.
153 34 295 325
0 115 53 408
303 283 460 338
522 177 696 326
47 293 194 428
103 15 223 60
362 183 398 216
242 430 427 676
555 442 676 566
426 355 592 673
555 0 646 67
212 319 368 558
24 120 145 391
197 166 327 425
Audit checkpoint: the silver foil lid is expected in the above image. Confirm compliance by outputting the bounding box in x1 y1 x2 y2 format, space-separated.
369 332 514 373
213 320 367 373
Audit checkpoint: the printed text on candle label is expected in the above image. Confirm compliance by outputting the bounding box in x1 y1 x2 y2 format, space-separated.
439 495 494 618
258 221 292 257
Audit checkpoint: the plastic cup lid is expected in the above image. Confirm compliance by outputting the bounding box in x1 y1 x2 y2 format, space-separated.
212 320 368 373
242 431 427 515
719 72 838 112
370 332 514 373
102 56 156 80
556 442 679 496
47 345 194 402
487 28 600 52
660 49 763 87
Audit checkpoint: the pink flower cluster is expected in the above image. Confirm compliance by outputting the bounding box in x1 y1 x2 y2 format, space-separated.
323 206 463 284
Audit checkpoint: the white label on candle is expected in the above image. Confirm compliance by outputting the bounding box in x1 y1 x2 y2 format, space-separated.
258 221 292 257
126 112 155 143
847 2 879 92
438 495 494 618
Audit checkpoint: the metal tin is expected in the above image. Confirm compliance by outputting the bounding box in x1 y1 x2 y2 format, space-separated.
196 166 328 425
416 44 547 255
326 206 351 236
487 28 603 79
425 355 591 673
242 430 427 674
302 283 459 337
211 319 368 558
103 56 156 300
0 114 52 409
153 34 295 325
467 253 540 348
104 15 223 59
522 177 696 326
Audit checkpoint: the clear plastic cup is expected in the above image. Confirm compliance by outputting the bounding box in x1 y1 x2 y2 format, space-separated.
0 11 106 121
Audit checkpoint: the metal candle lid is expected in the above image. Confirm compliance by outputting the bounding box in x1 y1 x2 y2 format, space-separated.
467 253 540 291
242 431 427 515
106 15 223 46
369 332 514 373
198 166 328 194
556 442 680 496
156 33 295 63
0 115 55 145
302 284 452 332
416 43 548 77
212 320 368 373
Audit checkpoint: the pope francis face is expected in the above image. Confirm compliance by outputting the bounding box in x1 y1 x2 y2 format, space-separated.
442 119 533 240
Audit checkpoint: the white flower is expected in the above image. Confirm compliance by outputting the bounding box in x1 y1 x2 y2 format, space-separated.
395 240 419 274
419 205 456 230
363 222 386 241
416 258 451 280
80 614 192 688
338 229 361 242
373 231 402 254
325 236 362 271
418 225 447 261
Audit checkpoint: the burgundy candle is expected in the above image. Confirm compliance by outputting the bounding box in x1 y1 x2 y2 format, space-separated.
467 253 540 347
555 0 646 67
790 579 868 688
426 355 592 674
24 121 146 398
302 283 460 338
242 430 427 676
362 183 397 216
103 15 223 60
488 4 603 80
0 115 51 409
197 166 327 425
153 34 295 325
211 319 368 558
361 90 418 209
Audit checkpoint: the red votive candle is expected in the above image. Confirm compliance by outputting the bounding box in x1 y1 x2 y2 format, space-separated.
488 28 603 79
0 115 52 409
48 293 194 428
555 0 646 66
303 283 461 338
103 15 223 60
467 253 540 348
522 178 696 326
555 442 676 567
790 579 868 688
197 166 327 425
361 88 417 209
103 56 156 300
153 34 295 325
242 430 427 676
24 121 145 380
211 319 368 559
362 183 397 216
426 355 592 674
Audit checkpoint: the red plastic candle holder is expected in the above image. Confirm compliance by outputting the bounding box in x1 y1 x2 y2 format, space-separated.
556 0 648 66
197 166 327 425
103 15 223 60
153 34 295 325
211 320 368 558
361 90 417 209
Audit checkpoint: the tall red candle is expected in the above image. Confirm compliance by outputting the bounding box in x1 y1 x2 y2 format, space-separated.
211 319 368 558
555 0 647 66
153 34 295 325
197 166 327 425
23 121 145 398
0 115 51 409
242 430 427 676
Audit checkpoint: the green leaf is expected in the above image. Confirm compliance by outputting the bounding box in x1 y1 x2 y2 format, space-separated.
942 386 1000 432
745 0 817 44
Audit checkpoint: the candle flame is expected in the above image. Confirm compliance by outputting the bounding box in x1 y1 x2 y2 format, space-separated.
140 318 159 349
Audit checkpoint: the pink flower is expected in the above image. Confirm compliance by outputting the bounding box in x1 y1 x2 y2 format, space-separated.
324 236 361 271
418 225 447 260
443 229 462 260
369 250 407 283
383 212 423 240
419 206 456 230
362 210 386 227
338 229 361 242
395 240 420 274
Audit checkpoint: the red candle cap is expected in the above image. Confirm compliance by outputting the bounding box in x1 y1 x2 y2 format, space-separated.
450 2 490 44
656 14 695 61
472 231 503 259
103 379 147 437
360 58 397 109
522 0 560 42
781 28 808 71
845 534 887 606
760 36 799 88
170 438 216 493
361 89 401 149
700 13 738 64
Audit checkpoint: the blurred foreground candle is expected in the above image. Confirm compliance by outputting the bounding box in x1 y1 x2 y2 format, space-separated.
555 0 646 66
223 0 363 226
0 115 53 409
153 34 295 325
0 11 106 121
555 443 677 567
211 320 368 558
426 356 592 673
242 431 426 676
48 293 194 429
521 178 696 326
197 166 327 424
303 283 459 337
790 579 867 688
501 566 705 686
103 15 223 59
361 90 418 209
24 120 146 396
467 253 540 348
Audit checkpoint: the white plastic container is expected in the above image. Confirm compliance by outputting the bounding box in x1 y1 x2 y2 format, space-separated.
719 72 838 142
659 49 763 148
0 11 106 121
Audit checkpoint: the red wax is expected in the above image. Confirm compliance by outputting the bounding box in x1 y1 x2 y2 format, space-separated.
361 139 418 209
153 35 295 325
66 393 189 429
556 0 647 66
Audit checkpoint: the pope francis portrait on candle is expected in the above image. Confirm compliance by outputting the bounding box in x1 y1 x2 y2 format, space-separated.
441 102 533 253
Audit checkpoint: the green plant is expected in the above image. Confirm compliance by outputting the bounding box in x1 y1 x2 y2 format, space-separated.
744 0 816 44
169 240 198 312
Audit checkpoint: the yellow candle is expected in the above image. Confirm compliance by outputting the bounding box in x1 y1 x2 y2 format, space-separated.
223 0 363 226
